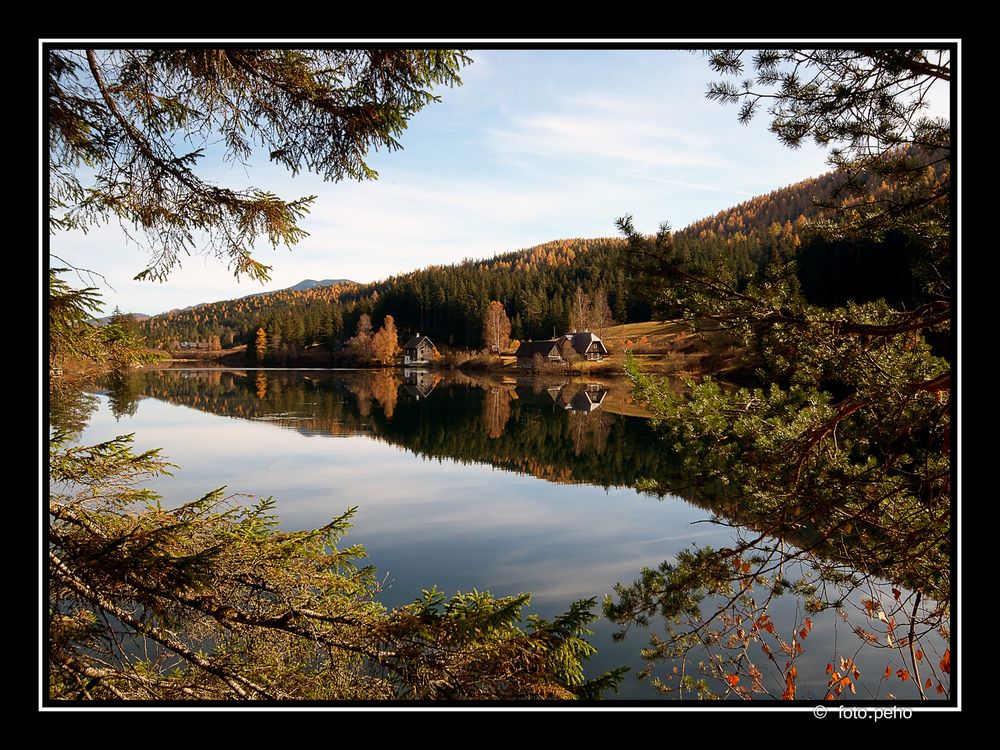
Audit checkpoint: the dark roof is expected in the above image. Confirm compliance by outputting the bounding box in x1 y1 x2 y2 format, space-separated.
559 331 609 355
515 339 561 358
403 334 435 350
568 390 606 412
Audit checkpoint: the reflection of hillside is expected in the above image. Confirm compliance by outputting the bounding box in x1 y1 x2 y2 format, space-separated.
129 369 680 489
124 368 942 609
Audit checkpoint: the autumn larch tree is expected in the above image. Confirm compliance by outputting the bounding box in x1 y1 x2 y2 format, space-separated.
349 313 374 361
371 315 401 366
254 327 267 362
482 300 512 354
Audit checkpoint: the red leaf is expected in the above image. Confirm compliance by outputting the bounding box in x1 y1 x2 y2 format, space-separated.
826 662 833 675
799 617 812 640
940 649 951 674
915 649 924 661
892 587 901 600
897 669 911 682
925 677 932 689
782 671 796 700
727 674 740 687
884 664 892 680
936 683 945 695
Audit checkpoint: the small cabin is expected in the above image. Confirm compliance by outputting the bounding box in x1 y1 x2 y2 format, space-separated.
515 339 563 368
402 334 436 365
558 331 609 361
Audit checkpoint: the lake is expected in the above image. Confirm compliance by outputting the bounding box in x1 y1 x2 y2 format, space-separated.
63 366 946 701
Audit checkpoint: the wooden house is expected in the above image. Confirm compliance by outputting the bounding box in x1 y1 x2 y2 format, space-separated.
402 334 436 365
557 331 609 361
515 339 563 368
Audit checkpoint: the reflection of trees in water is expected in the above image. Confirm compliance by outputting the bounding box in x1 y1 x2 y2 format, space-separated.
105 370 144 421
91 367 951 699
346 370 401 420
568 411 613 456
124 369 665 489
255 371 268 399
50 384 99 439
482 386 512 438
370 370 399 420
604 411 951 701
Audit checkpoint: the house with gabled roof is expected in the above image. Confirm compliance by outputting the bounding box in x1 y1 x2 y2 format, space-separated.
557 331 609 361
515 339 563 368
515 330 609 368
402 333 436 365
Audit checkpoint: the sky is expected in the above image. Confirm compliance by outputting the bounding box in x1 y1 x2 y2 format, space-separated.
47 48 951 316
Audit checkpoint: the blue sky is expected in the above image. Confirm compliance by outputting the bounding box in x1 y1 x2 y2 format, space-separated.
49 48 949 316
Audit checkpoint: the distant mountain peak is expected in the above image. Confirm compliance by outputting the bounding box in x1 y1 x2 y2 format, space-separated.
286 278 354 292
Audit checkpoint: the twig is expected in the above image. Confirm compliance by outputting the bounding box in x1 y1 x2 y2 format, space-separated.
909 591 927 700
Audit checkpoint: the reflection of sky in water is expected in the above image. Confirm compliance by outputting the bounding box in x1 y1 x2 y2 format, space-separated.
78 395 725 606
74 379 946 702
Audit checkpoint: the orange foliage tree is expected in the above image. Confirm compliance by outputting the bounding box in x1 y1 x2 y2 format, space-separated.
371 315 401 366
482 300 511 354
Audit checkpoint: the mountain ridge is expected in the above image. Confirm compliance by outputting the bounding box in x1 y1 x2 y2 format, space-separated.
140 163 944 352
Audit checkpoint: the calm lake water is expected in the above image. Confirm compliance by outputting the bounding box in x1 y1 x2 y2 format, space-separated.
64 367 944 700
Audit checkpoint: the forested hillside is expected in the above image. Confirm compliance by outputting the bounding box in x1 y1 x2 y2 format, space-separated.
142 238 641 356
141 159 948 359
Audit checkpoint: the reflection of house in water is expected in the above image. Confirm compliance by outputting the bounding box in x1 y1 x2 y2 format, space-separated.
403 368 439 400
568 388 607 412
547 383 608 413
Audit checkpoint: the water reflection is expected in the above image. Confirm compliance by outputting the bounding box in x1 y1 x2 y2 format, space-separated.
127 368 668 488
77 367 949 701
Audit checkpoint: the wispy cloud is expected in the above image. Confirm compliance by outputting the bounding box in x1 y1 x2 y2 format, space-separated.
489 107 728 171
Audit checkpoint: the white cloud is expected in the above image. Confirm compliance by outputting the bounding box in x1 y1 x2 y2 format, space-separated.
489 109 728 171
47 50 839 315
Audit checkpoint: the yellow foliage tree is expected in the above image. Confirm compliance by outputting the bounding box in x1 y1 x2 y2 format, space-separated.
254 327 267 362
482 300 511 354
371 315 401 366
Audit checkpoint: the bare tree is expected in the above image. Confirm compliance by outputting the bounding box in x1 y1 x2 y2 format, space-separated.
482 301 512 354
349 314 374 360
590 288 613 338
569 286 591 332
